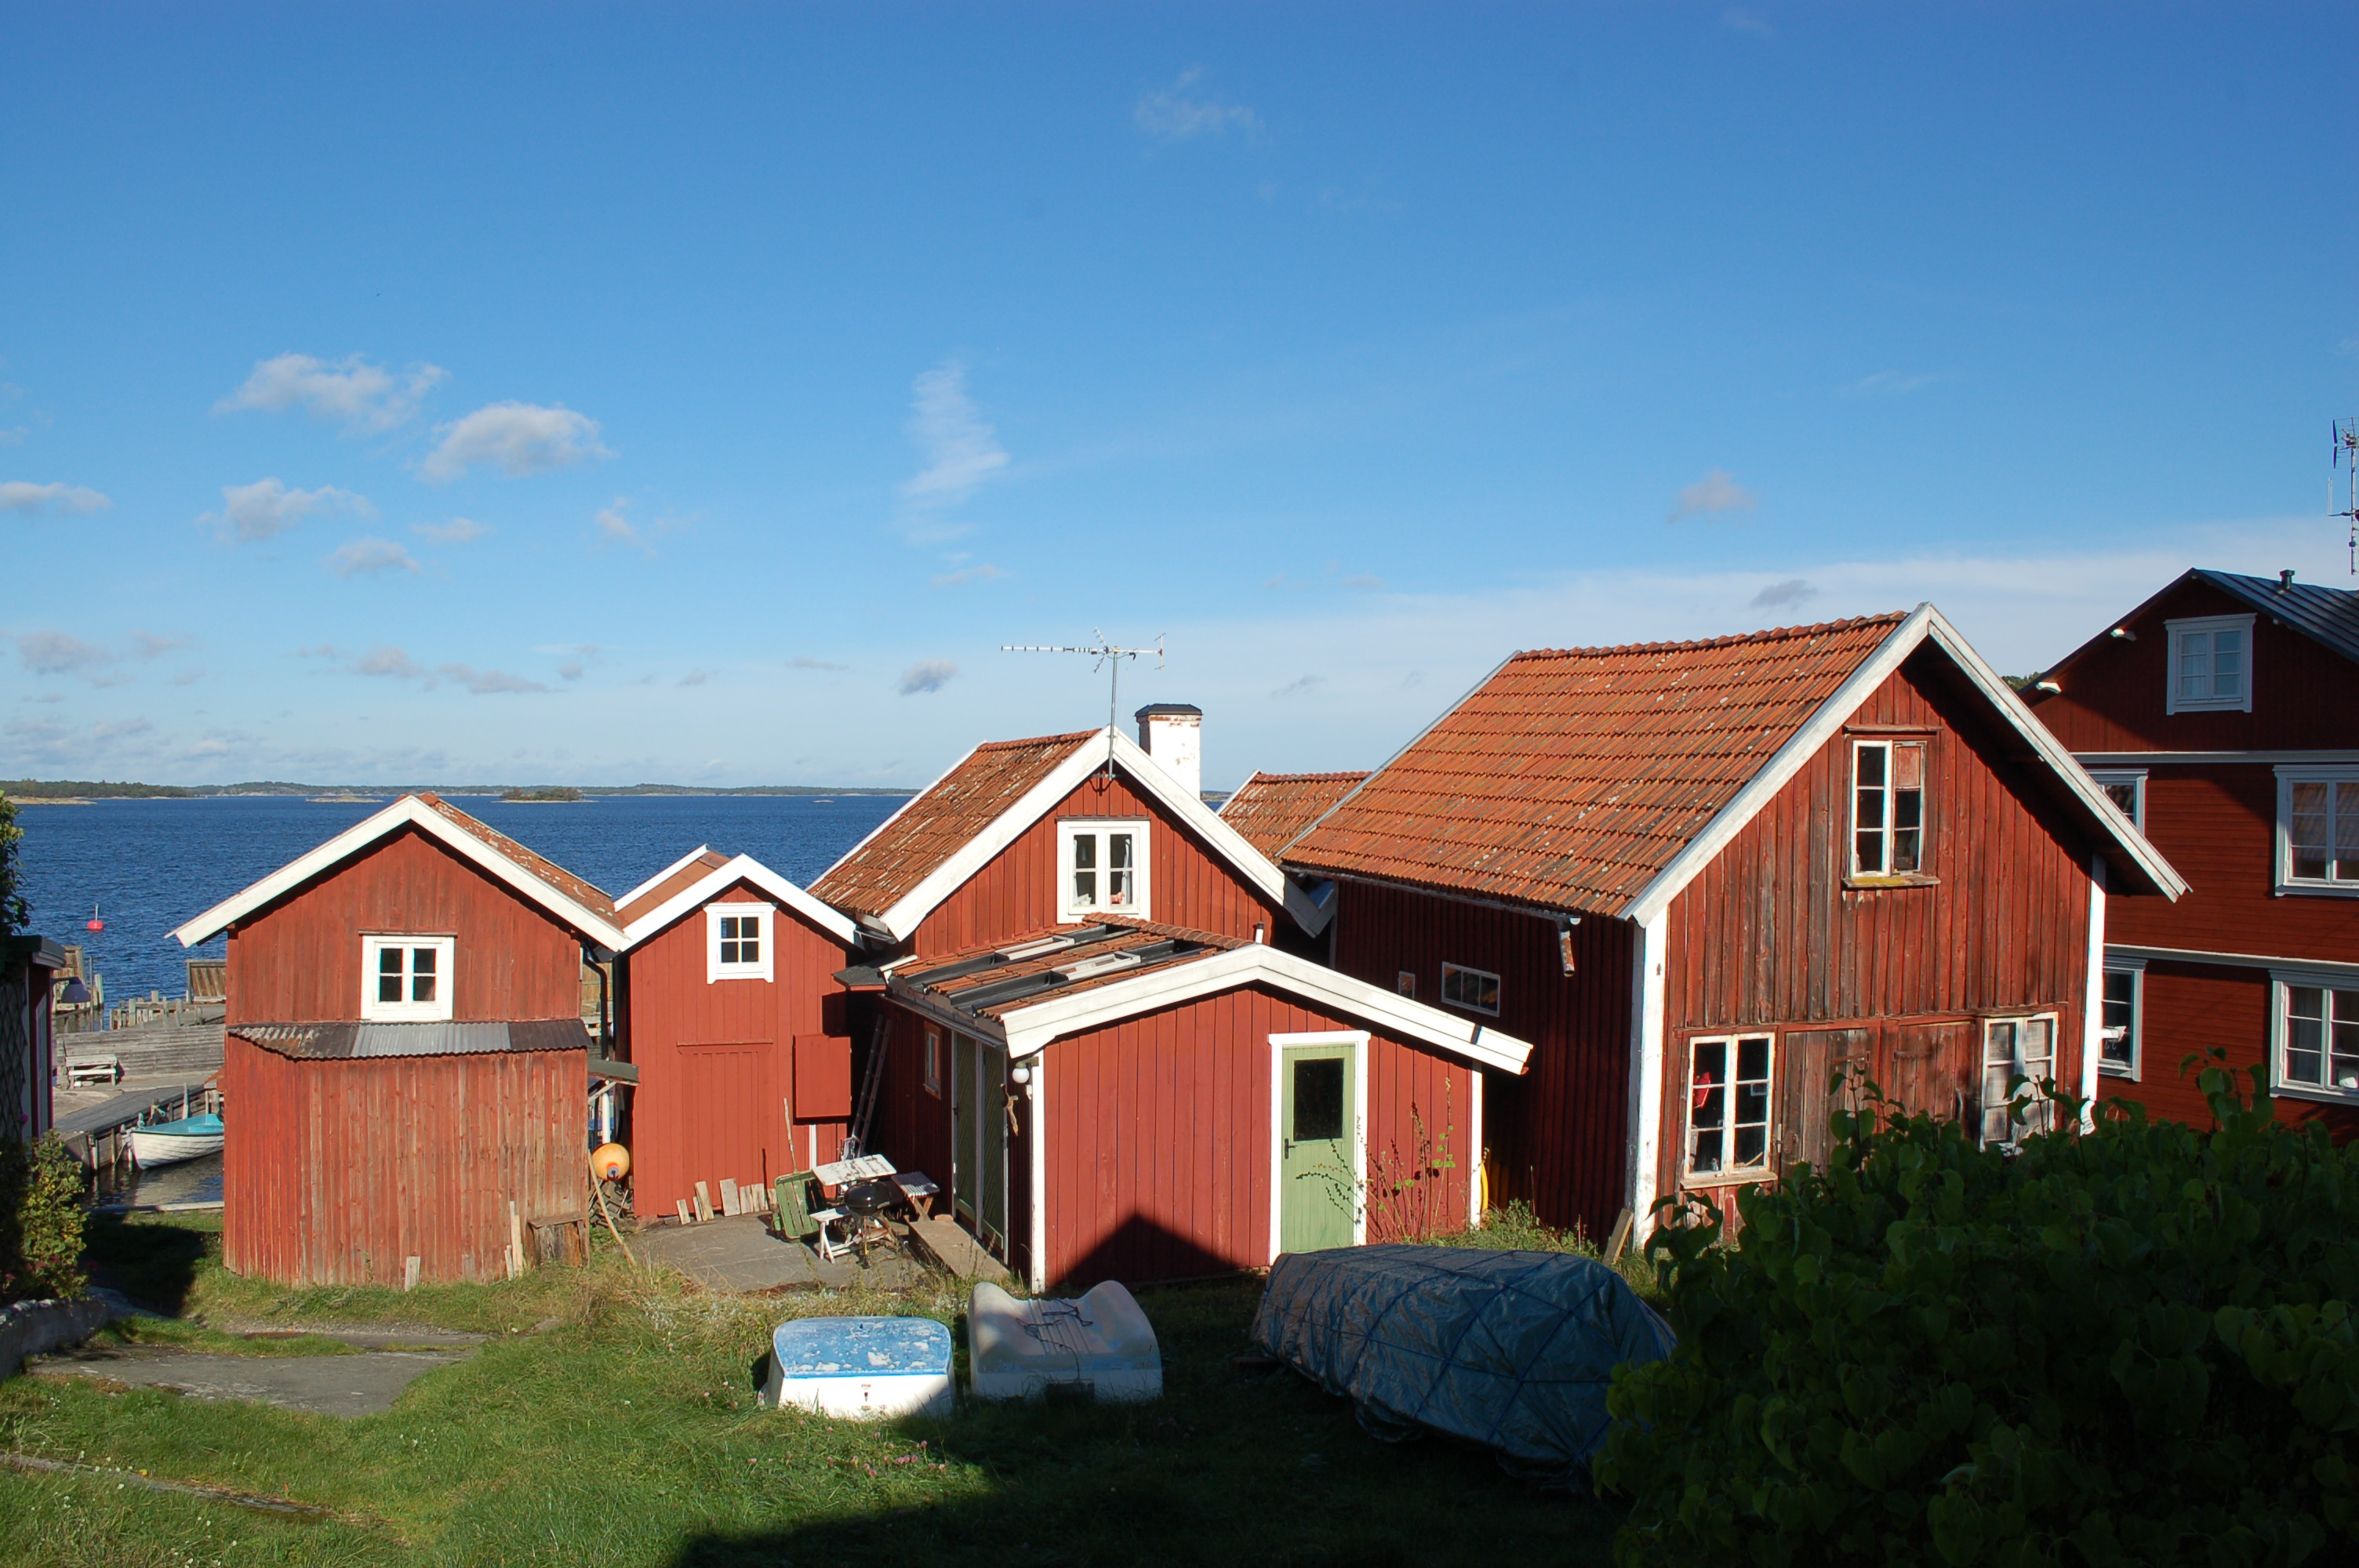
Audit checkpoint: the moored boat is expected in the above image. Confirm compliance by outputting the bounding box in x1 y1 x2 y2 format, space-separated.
127 1112 224 1169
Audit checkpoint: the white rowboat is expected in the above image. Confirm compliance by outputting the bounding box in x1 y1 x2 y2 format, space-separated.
128 1112 224 1169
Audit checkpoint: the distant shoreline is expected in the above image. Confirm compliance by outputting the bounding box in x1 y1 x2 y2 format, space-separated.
5 782 916 801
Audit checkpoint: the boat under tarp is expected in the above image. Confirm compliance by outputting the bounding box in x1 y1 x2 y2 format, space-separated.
1250 1244 1675 1488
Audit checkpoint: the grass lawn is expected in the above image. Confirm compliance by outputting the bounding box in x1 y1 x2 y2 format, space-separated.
0 1212 1630 1567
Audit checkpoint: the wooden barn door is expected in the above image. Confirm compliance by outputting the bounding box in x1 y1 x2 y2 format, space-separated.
677 1044 772 1206
1778 1027 1872 1176
1887 1021 1977 1127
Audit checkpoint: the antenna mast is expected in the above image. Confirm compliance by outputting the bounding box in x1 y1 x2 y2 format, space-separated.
1001 630 1167 779
2337 420 2359 575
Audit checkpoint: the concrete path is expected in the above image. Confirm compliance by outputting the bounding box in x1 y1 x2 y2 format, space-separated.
31 1344 468 1417
634 1214 932 1292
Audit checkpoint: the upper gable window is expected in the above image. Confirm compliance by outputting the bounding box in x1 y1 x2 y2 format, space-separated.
2088 769 2146 832
2277 768 2359 894
2165 613 2254 713
707 902 774 982
1440 962 1500 1015
1851 739 1927 880
362 935 454 1022
1059 820 1150 922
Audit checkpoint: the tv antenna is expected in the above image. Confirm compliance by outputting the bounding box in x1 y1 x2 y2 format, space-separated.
1001 630 1165 779
2336 420 2359 575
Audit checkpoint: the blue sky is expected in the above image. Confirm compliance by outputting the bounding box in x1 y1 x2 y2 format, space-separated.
2 4 2352 789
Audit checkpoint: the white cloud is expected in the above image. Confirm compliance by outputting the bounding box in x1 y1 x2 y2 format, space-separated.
16 631 117 676
1750 578 1815 610
354 644 427 679
898 363 1009 535
790 656 849 672
215 353 446 432
202 478 373 542
0 427 27 446
413 516 489 543
442 664 548 695
421 402 609 482
342 642 546 693
1668 468 1757 522
898 659 958 695
129 631 196 659
1 481 111 516
594 497 651 554
1135 70 1261 141
325 537 422 577
559 662 584 681
931 564 1008 587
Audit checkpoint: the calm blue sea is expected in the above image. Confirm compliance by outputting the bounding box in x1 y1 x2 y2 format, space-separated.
11 794 905 1004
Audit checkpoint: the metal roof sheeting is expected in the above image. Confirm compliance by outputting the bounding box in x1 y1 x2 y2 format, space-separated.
2194 570 2359 665
231 1018 591 1061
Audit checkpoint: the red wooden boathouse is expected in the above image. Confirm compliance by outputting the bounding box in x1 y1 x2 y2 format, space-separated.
2025 568 2359 1135
1281 607 2186 1240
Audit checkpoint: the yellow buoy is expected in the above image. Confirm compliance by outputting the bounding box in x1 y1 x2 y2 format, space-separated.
591 1142 631 1182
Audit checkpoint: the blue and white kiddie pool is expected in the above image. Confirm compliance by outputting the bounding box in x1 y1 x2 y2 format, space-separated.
761 1316 954 1420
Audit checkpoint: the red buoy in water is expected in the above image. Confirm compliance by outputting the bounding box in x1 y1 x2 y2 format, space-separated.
85 906 104 933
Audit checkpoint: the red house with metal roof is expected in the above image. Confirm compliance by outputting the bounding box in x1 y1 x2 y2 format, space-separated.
2024 568 2359 1135
1280 607 2184 1241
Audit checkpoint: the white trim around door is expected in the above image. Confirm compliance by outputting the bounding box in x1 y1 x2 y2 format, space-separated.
1266 1029 1369 1263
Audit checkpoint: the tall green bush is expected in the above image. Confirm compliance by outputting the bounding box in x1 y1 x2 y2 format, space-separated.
0 1135 86 1304
0 792 28 935
1597 1065 2359 1567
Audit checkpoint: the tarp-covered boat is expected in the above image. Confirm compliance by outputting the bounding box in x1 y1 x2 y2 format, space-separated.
1250 1244 1675 1488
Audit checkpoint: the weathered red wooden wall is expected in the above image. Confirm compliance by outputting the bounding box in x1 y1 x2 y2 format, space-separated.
863 999 957 1226
226 828 583 1024
908 770 1288 957
1328 880 1632 1242
222 1035 583 1286
622 883 856 1213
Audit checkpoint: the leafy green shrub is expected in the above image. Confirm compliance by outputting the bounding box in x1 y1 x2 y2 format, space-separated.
0 1135 88 1303
1596 1065 2359 1567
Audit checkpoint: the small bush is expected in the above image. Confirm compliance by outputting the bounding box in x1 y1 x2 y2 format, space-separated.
1596 1065 2359 1568
0 1135 88 1303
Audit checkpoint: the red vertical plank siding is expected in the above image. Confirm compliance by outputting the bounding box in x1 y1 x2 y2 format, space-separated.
225 827 585 1025
623 884 857 1212
910 772 1287 958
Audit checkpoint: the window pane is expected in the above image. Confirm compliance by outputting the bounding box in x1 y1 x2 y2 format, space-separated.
2020 1017 2054 1074
2338 785 2359 880
2101 971 2137 1066
411 947 437 1003
2103 782 2138 820
2177 631 2210 699
1856 830 1885 874
2333 991 2359 1091
741 934 759 963
379 948 404 975
2212 630 2242 697
1856 745 1886 788
377 961 403 1004
1691 1041 1727 1132
1476 971 1499 1011
1107 833 1135 907
1070 833 1096 909
1292 1058 1344 1142
2287 987 2326 1084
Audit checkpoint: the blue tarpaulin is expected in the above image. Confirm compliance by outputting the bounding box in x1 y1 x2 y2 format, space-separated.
1250 1244 1676 1488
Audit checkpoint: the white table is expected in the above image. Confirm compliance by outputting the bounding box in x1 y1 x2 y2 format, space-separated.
812 1152 896 1187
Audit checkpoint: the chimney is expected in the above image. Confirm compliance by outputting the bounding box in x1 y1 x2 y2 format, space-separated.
1134 703 1203 800
2279 568 2296 592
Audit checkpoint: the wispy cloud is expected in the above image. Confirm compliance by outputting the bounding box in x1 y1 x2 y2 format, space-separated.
897 659 958 695
931 563 1008 587
1 481 111 517
325 537 422 578
413 516 489 543
898 363 1008 539
0 428 28 447
353 644 426 679
16 631 117 677
790 656 850 673
339 643 547 693
594 497 651 554
1721 8 1775 36
1135 70 1261 142
1342 573 1385 591
129 631 196 659
201 478 373 543
215 353 446 433
1750 578 1816 610
1848 370 1940 396
1272 673 1324 698
677 670 711 688
420 402 609 482
445 665 548 695
1668 468 1757 523
558 662 584 681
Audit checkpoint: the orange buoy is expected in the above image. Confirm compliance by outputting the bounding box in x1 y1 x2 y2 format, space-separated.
591 1142 631 1182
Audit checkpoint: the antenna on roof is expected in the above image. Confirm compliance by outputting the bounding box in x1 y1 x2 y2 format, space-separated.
2336 419 2358 576
1001 630 1166 782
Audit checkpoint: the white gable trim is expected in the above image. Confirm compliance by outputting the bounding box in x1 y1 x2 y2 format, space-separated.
173 795 625 949
617 853 860 949
616 844 715 909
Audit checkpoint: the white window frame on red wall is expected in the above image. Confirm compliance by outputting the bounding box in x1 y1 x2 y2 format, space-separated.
2274 766 2359 897
2088 768 2147 833
2099 959 2144 1080
1056 818 1151 923
1682 1032 1776 1184
1979 1013 2060 1146
1439 962 1500 1016
705 902 774 983
1849 739 1929 880
2270 971 2359 1105
2164 613 2255 714
360 934 455 1023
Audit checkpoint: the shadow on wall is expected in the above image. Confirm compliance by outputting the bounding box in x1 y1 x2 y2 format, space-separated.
1052 1212 1244 1291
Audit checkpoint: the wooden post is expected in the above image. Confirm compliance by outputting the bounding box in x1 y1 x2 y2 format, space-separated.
719 1178 740 1218
1604 1207 1634 1267
675 1199 692 1224
404 1256 421 1292
694 1181 714 1223
509 1201 525 1278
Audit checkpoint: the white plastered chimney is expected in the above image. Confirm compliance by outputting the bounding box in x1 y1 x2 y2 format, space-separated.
1134 703 1203 800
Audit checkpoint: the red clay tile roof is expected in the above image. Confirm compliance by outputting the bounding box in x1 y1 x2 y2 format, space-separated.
614 849 732 925
416 793 616 920
1219 771 1371 859
810 731 1099 920
1282 615 1910 916
892 918 1244 1021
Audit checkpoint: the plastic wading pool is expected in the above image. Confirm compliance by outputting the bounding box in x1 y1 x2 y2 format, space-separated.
760 1316 954 1419
969 1280 1163 1402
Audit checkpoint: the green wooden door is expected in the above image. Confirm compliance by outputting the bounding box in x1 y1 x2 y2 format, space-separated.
979 1041 1009 1254
1279 1043 1355 1254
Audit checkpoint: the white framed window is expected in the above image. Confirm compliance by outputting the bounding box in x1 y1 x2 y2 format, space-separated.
1979 1014 2059 1146
2088 768 2147 832
2164 613 2254 713
924 1029 942 1098
361 935 454 1022
1439 962 1499 1016
2273 973 2359 1102
705 902 773 982
1685 1033 1773 1181
1058 819 1150 922
1851 739 1928 879
1395 971 1417 999
2099 960 2144 1079
2276 768 2359 895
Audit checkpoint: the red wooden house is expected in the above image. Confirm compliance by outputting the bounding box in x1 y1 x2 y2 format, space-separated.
610 846 864 1214
2025 568 2359 1134
1280 607 2184 1240
173 794 621 1285
863 917 1529 1290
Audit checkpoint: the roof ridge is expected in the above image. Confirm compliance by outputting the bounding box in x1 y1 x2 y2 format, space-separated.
1241 769 1372 784
972 729 1100 752
416 793 616 915
1510 611 1912 661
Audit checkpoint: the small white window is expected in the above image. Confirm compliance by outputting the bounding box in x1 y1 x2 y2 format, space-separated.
706 902 773 982
361 935 454 1022
1395 971 1417 999
1851 739 1928 879
2276 768 2359 895
1058 819 1150 922
2274 975 2359 1102
2164 613 2254 713
924 1029 942 1098
2088 769 2146 832
2099 960 2144 1079
1979 1014 2059 1146
1686 1033 1773 1180
1439 962 1499 1015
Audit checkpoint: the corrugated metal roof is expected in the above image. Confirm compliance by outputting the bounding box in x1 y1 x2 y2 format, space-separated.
892 920 1243 1022
418 794 616 920
613 849 731 924
233 1018 591 1061
810 731 1098 919
1282 615 1910 916
1218 771 1371 859
2194 569 2359 665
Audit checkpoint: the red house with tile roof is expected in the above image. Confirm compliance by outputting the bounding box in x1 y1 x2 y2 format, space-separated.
1280 608 2183 1241
2024 569 2359 1137
1219 771 1371 861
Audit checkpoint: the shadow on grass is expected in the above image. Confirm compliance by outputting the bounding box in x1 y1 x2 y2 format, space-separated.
80 1210 212 1314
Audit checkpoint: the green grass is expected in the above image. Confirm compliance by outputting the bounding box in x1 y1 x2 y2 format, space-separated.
1 1212 1624 1567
